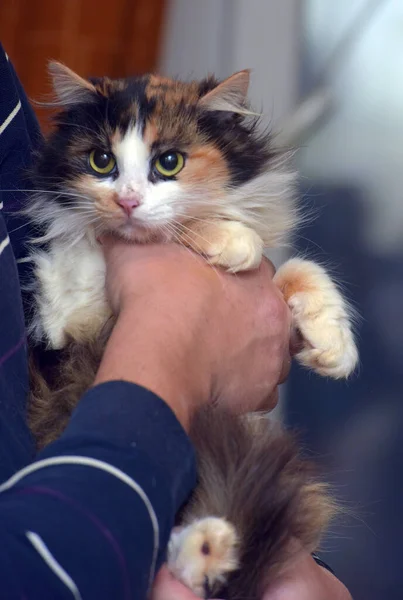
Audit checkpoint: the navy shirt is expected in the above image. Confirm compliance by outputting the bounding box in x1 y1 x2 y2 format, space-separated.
0 45 196 599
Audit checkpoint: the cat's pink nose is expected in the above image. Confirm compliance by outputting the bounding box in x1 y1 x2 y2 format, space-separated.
117 195 141 216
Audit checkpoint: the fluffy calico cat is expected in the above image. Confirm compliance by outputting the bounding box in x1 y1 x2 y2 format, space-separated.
25 63 357 598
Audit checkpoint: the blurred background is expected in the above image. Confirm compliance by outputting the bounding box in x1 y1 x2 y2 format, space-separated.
1 0 402 598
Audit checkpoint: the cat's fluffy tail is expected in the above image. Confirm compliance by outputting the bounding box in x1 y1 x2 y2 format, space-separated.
182 407 337 600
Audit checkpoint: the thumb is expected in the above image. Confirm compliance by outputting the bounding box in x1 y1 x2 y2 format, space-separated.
97 234 133 265
97 233 116 256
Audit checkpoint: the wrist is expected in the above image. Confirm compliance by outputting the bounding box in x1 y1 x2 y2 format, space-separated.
94 303 210 430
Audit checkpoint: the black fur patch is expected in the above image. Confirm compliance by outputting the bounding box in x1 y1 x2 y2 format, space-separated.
197 110 273 186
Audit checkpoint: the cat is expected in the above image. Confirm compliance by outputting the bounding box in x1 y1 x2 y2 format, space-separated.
26 63 357 379
25 62 357 597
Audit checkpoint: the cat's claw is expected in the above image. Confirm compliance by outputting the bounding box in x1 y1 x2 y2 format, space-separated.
274 258 358 379
167 517 239 598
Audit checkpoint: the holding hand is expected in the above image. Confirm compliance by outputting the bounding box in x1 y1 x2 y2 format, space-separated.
96 239 292 428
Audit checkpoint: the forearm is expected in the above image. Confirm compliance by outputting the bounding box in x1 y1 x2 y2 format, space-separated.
0 382 196 599
94 304 209 431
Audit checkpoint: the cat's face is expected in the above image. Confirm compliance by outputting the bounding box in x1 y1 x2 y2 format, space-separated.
32 64 274 243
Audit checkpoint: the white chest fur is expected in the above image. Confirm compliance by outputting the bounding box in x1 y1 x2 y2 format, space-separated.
32 236 110 349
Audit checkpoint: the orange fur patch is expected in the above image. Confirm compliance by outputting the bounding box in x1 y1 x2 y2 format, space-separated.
73 174 120 215
143 118 158 146
179 144 229 190
110 128 123 148
274 267 317 303
146 75 200 105
93 77 127 97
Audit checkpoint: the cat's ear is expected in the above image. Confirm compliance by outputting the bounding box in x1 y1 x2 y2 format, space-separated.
198 70 252 115
48 61 97 107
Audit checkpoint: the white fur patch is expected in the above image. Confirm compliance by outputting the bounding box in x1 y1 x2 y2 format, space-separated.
31 236 109 348
167 517 239 597
114 125 149 180
111 126 179 228
274 258 358 379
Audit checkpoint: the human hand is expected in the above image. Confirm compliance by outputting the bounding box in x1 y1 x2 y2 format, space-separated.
262 550 352 600
151 552 352 600
151 566 203 600
96 239 291 429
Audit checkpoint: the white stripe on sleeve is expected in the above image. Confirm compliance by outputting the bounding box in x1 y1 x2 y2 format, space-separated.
0 235 10 256
0 455 160 589
0 100 21 135
26 531 82 600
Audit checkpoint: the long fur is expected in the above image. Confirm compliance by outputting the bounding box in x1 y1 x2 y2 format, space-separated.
186 408 336 600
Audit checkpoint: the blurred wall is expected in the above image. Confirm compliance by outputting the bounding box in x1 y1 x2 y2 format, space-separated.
0 0 166 129
287 1 403 599
160 2 403 598
159 0 299 128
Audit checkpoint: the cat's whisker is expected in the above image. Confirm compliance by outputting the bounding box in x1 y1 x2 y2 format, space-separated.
1 189 92 201
81 216 105 228
171 212 220 228
168 222 223 282
72 203 96 207
7 222 33 235
163 223 213 271
159 221 181 242
171 219 216 249
158 223 177 242
73 207 98 215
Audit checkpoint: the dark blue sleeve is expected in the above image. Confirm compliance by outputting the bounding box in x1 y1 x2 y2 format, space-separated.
0 381 196 600
0 45 197 599
0 44 39 480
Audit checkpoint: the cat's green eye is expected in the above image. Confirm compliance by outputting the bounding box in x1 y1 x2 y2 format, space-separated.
154 151 185 178
89 149 116 175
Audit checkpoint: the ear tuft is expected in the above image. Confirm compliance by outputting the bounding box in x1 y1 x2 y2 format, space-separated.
48 61 97 107
198 70 254 116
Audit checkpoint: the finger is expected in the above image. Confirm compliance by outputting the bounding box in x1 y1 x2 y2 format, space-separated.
263 386 279 410
278 351 292 385
240 257 275 284
260 256 276 279
97 234 123 261
289 326 304 357
151 566 200 600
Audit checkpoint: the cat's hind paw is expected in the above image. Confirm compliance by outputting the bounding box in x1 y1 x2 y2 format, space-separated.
167 517 239 598
274 258 358 379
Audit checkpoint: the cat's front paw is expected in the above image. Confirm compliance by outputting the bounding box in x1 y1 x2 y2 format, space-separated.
183 221 263 272
167 517 239 598
274 258 358 379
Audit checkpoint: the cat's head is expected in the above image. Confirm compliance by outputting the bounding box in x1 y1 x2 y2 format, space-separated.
30 63 296 246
